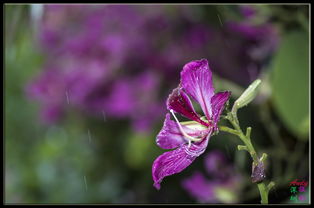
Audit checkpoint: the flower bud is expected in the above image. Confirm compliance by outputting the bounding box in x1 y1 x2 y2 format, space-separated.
233 79 261 112
251 160 266 183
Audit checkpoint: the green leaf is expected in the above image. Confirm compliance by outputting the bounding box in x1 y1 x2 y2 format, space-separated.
271 30 309 139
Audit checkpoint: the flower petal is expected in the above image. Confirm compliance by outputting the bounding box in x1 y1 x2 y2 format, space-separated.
152 146 196 190
156 113 185 149
152 134 211 190
156 113 209 149
167 86 208 126
211 91 231 130
181 59 215 120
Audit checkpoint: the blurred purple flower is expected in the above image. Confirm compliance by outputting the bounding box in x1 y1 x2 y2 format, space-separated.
182 150 242 203
152 59 231 190
26 68 66 123
27 5 279 132
27 5 162 131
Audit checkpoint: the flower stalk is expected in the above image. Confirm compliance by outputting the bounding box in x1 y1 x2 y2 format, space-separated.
219 79 274 204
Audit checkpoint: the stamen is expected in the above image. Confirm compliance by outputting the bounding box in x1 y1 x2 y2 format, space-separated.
170 109 202 143
187 140 192 149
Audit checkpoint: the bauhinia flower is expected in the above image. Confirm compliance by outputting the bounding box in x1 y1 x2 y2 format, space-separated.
152 59 231 189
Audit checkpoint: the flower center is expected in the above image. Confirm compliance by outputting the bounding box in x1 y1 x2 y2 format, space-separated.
170 109 204 147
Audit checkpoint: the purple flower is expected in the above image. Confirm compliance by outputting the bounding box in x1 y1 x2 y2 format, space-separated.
152 59 231 190
182 150 242 203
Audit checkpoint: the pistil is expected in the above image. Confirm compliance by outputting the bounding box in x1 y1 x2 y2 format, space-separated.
170 109 203 147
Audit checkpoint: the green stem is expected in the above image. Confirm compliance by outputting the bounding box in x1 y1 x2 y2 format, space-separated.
219 126 239 136
238 131 259 162
220 112 274 204
257 183 268 204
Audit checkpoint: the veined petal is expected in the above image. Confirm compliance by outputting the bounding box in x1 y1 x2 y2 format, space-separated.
181 59 215 120
167 87 208 126
152 146 196 190
211 91 231 131
156 113 209 149
152 133 211 190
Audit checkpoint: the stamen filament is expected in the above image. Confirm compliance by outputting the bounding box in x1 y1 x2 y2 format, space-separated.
170 109 202 142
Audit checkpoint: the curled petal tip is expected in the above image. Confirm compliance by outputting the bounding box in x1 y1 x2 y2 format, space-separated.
153 182 161 190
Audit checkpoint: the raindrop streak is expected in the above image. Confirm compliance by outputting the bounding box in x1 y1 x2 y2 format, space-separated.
217 14 223 26
88 129 92 143
84 175 88 192
65 91 70 104
216 12 231 49
102 110 106 122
